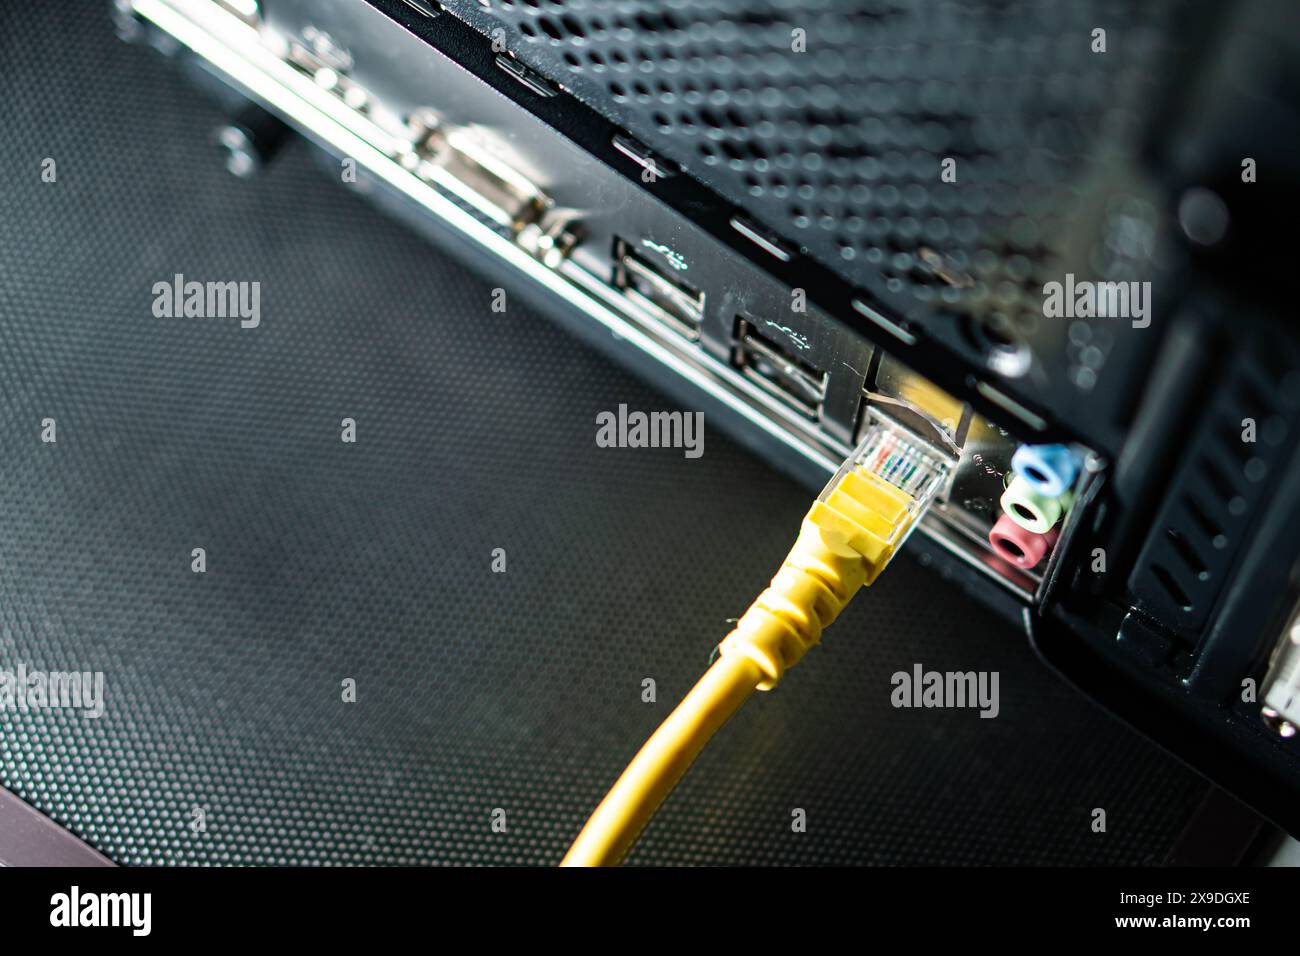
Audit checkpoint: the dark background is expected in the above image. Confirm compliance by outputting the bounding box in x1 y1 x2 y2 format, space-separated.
0 4 1211 865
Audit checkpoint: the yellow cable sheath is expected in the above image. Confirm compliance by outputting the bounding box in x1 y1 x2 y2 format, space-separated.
560 652 763 866
560 533 863 867
561 459 932 866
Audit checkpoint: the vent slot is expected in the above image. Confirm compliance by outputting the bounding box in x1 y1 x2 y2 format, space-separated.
1127 333 1300 640
1181 493 1223 542
1165 528 1207 580
1151 564 1194 612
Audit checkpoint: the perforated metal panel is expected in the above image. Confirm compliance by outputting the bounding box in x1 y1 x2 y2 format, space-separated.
438 0 1196 342
0 3 1212 866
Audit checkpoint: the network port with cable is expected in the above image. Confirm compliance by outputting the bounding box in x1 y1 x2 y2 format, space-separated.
1263 601 1300 738
732 316 829 421
611 236 705 340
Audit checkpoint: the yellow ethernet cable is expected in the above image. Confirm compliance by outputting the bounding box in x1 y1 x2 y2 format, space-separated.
561 416 951 866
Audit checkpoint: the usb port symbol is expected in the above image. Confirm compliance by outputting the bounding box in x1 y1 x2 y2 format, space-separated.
612 237 705 340
732 316 828 420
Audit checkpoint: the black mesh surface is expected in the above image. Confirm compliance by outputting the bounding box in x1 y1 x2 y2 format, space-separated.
0 4 1210 865
440 0 1196 340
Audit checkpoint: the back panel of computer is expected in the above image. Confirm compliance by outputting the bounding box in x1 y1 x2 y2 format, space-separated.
120 0 1300 831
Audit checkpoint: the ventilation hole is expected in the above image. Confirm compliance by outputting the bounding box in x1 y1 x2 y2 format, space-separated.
1151 565 1194 612
465 0 1188 328
719 141 745 162
537 17 564 41
1165 528 1208 580
559 14 586 39
633 11 682 34
699 108 726 131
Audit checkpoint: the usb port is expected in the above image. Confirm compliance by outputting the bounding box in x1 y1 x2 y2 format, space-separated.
612 237 704 340
732 316 828 420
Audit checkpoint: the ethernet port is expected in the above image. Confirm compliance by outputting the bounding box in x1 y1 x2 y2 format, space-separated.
731 316 828 421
